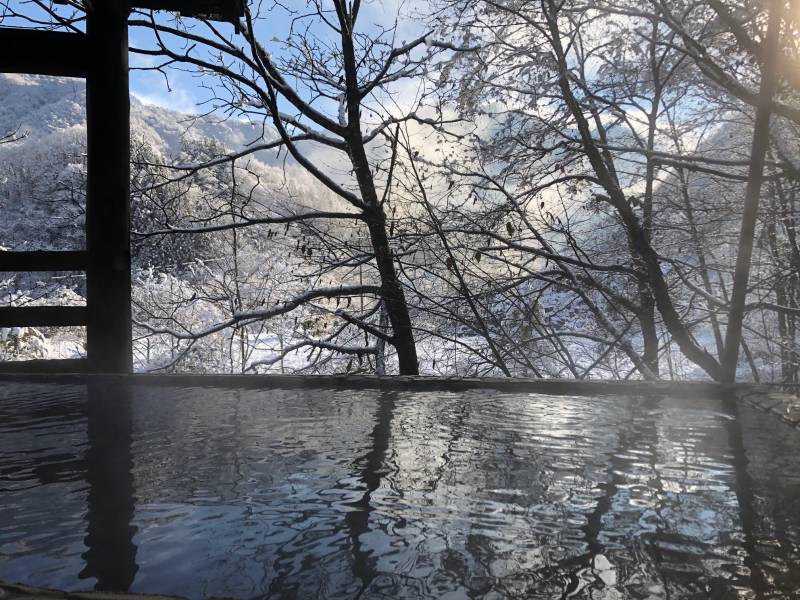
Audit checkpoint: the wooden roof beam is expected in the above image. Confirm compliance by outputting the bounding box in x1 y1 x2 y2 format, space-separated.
131 0 244 23
0 28 88 77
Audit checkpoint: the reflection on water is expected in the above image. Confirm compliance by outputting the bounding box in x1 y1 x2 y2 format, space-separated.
80 381 138 590
1 383 799 599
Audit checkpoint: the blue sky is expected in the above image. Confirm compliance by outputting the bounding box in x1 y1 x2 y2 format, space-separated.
127 1 425 114
128 34 211 113
128 7 290 113
1 1 425 114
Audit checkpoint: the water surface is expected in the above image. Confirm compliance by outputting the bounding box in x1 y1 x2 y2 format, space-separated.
1 381 799 598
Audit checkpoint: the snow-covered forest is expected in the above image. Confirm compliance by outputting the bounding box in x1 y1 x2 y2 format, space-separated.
1 0 799 381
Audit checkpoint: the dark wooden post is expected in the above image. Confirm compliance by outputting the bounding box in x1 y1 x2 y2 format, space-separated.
85 0 133 373
0 3 243 373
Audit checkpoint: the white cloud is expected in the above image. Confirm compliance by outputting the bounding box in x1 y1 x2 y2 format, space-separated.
130 87 198 114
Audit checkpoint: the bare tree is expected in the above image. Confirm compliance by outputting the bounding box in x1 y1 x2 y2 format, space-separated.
119 0 478 374
0 127 26 145
426 0 799 380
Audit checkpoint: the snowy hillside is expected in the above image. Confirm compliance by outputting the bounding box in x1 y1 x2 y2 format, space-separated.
0 73 338 253
0 73 289 169
0 74 350 369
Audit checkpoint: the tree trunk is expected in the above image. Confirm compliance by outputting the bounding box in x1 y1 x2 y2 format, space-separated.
721 0 783 381
639 292 660 376
338 5 419 375
360 206 419 374
676 167 726 359
374 301 388 375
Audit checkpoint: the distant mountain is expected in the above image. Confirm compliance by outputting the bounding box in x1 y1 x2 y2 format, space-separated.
0 73 290 167
0 73 338 255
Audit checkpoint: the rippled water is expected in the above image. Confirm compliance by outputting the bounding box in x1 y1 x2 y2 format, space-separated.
1 381 799 599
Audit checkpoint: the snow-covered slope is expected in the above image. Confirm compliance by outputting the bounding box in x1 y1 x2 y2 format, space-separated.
0 73 338 253
0 73 289 167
